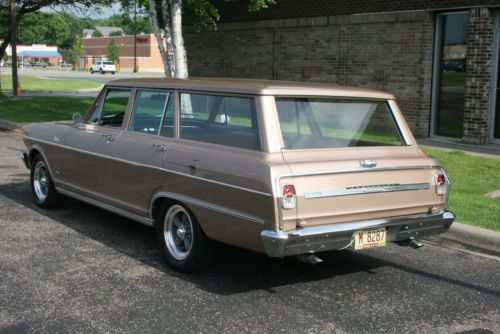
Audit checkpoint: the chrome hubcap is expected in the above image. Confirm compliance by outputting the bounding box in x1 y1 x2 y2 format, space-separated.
33 161 49 201
164 205 193 260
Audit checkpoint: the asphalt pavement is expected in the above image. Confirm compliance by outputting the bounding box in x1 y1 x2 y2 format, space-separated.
0 132 499 334
1 67 165 84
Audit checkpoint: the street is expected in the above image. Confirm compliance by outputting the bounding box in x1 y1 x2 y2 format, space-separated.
1 67 165 84
0 131 499 334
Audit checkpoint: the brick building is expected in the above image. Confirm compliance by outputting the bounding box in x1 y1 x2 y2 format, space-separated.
80 34 164 73
183 0 500 145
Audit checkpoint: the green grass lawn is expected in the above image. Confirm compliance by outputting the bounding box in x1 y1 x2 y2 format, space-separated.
0 74 101 92
0 95 94 123
422 147 500 231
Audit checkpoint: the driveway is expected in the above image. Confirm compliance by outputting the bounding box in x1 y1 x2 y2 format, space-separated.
0 132 499 333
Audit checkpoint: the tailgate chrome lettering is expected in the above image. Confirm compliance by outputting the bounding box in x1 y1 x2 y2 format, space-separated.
305 183 430 199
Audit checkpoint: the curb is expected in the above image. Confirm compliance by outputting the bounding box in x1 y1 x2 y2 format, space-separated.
0 119 22 133
441 222 500 255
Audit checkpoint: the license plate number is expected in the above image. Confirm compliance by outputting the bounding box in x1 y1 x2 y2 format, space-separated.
354 228 386 250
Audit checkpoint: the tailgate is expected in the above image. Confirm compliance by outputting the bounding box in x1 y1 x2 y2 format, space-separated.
279 149 447 230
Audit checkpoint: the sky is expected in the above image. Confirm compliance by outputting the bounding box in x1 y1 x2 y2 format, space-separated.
42 3 122 19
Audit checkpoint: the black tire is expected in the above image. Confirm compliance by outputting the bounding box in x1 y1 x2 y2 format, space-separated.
100 69 104 74
156 202 215 272
30 155 64 209
90 68 94 74
111 72 115 75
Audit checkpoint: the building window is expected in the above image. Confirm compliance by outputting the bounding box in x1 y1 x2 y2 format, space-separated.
434 12 469 138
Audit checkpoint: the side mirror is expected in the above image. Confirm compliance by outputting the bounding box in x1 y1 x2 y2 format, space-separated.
72 113 83 125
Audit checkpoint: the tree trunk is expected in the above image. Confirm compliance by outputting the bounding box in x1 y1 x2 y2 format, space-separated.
160 1 175 77
170 0 188 78
148 0 171 77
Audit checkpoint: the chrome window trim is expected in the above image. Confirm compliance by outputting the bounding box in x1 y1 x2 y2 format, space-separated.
24 136 273 198
304 183 430 199
150 192 266 225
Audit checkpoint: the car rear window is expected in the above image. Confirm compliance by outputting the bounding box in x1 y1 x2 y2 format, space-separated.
103 61 114 65
276 98 404 149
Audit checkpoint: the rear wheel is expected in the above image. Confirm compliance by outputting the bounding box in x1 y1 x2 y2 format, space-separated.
156 203 215 272
100 69 104 74
30 155 63 209
90 68 94 74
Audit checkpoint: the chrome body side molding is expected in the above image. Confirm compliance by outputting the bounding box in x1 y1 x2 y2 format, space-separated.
150 192 266 225
56 187 154 227
23 135 272 198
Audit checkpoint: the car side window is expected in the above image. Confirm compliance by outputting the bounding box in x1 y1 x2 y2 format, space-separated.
128 90 172 136
88 89 130 127
180 93 260 150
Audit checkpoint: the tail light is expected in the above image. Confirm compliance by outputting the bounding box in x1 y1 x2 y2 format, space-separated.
281 184 296 210
436 174 447 195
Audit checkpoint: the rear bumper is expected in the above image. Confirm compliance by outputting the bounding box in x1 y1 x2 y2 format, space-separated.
261 211 455 257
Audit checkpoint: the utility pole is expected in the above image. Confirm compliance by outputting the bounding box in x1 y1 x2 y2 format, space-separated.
133 0 137 73
11 0 19 97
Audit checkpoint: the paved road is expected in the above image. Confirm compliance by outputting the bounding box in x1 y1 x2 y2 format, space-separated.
0 132 499 334
1 68 165 84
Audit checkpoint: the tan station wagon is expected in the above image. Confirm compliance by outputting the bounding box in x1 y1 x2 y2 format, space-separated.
21 78 454 271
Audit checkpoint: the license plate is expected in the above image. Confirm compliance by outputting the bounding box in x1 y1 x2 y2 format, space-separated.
354 228 386 250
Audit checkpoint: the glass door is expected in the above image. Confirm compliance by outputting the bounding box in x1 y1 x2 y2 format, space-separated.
434 12 469 138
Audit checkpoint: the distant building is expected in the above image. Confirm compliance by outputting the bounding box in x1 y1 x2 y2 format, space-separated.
80 34 164 72
82 26 124 38
4 44 62 65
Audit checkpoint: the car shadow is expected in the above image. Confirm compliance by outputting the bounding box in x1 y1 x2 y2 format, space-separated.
1 180 499 299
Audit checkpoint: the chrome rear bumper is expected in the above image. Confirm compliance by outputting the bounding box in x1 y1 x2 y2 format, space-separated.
261 211 455 258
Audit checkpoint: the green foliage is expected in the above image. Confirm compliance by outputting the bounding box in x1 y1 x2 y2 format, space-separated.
67 36 84 68
97 13 152 35
18 12 70 46
106 39 120 63
91 29 104 37
109 30 123 36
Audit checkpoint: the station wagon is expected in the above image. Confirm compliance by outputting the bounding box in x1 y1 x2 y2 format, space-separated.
21 78 454 271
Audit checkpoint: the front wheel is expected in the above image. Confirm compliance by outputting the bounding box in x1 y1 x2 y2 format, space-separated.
30 155 63 209
156 203 215 272
90 68 94 74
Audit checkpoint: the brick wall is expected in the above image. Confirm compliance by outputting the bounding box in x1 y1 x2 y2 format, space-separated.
215 0 500 23
185 11 435 136
463 7 495 144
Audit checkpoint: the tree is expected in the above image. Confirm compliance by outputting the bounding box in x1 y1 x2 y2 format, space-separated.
109 30 123 37
91 29 104 37
0 1 113 61
106 38 120 63
18 12 70 46
67 36 84 69
125 0 276 78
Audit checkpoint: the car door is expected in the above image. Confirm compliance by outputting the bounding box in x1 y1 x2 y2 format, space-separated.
61 87 132 205
102 89 175 217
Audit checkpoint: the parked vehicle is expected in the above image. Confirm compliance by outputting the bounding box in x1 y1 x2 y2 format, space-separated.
90 61 116 74
21 78 454 271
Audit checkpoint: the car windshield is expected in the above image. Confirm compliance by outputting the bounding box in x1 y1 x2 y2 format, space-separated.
276 98 405 149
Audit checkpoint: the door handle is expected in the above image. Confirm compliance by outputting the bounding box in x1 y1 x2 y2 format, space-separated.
152 143 167 151
188 159 198 174
101 134 115 143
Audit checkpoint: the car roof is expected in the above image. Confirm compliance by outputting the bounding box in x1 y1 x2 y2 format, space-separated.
107 77 395 99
